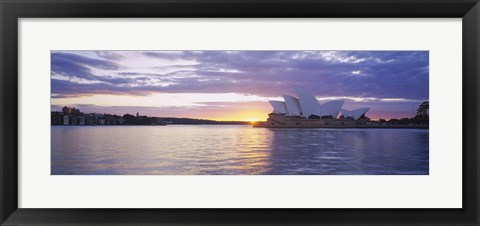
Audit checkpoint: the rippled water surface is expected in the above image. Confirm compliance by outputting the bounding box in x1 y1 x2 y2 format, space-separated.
51 125 429 175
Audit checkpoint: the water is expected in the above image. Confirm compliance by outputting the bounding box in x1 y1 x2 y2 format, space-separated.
51 125 429 175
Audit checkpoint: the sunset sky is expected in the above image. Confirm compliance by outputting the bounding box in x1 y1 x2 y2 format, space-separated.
51 50 429 121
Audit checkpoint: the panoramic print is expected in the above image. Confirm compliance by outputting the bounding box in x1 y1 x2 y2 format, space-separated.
51 50 429 175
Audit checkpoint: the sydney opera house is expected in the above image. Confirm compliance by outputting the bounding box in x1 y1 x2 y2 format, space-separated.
254 87 370 128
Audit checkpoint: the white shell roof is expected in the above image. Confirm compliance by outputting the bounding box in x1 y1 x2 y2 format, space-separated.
283 95 302 116
294 87 321 118
267 87 369 120
341 108 370 120
268 101 287 114
321 100 345 118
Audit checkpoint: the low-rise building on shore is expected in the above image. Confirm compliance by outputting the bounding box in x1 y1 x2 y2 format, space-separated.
52 106 168 126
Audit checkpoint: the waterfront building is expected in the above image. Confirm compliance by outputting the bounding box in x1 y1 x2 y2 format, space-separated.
51 112 63 125
78 116 85 125
63 115 69 125
268 87 370 120
51 106 168 126
260 87 371 128
292 87 348 119
71 116 79 125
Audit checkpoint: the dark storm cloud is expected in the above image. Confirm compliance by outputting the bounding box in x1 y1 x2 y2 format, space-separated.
51 50 429 100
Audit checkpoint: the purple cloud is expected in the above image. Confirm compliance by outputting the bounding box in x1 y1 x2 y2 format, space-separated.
51 50 429 118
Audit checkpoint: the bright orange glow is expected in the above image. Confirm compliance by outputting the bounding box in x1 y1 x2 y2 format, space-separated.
207 110 269 122
52 93 273 122
245 117 260 122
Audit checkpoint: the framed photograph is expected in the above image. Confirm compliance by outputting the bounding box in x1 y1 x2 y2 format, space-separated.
1 0 479 225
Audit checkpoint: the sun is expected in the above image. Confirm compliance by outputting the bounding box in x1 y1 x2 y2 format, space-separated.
245 117 259 123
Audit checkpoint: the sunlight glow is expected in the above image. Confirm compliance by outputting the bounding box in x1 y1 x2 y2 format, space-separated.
52 93 273 108
246 117 260 122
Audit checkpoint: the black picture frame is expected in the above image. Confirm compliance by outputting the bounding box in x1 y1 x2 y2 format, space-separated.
1 0 479 225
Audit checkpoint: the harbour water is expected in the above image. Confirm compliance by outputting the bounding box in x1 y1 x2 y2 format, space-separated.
51 125 429 175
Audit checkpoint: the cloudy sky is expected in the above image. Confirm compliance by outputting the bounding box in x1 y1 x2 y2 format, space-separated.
51 50 429 121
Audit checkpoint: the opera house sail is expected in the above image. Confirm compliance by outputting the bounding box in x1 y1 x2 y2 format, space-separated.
341 108 370 120
294 86 322 118
268 100 287 114
255 87 371 128
283 95 302 116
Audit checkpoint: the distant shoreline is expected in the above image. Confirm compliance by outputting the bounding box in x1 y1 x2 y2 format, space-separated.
51 124 428 129
51 123 252 126
52 107 251 126
253 125 428 129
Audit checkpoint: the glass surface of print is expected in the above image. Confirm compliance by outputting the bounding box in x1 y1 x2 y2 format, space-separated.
51 50 429 175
